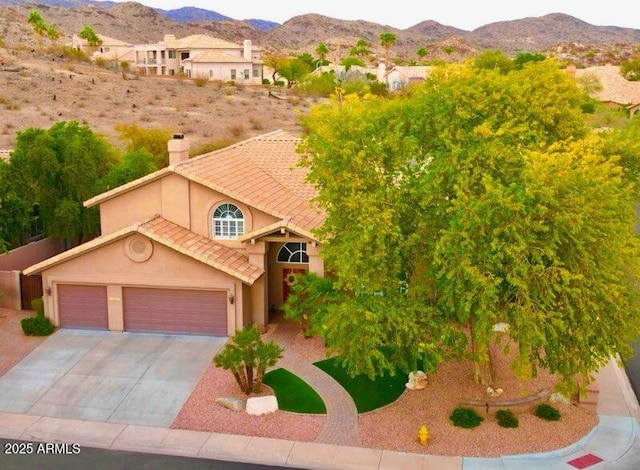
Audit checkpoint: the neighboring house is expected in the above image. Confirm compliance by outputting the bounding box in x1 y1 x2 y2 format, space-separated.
573 64 640 117
386 66 433 91
71 34 135 63
134 34 264 84
24 131 324 336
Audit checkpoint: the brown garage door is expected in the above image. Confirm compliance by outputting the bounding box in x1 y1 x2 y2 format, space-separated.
123 287 227 336
58 284 109 330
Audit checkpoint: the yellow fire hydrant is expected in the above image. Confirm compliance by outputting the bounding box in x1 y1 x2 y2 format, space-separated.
418 425 429 446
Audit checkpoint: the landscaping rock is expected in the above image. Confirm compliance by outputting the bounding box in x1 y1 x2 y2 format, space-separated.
405 370 428 390
246 395 278 416
215 397 246 412
549 392 571 405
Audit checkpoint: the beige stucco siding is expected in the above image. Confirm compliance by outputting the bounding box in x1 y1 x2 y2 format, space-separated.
188 182 279 242
161 174 190 229
99 180 162 234
40 234 242 335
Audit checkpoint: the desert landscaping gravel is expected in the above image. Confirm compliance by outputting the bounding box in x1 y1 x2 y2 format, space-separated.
172 325 599 457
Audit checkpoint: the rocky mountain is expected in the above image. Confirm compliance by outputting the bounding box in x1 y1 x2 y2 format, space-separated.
0 1 637 64
469 13 640 52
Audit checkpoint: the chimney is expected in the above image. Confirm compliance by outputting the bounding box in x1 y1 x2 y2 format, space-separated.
163 34 176 43
243 39 252 61
168 133 189 166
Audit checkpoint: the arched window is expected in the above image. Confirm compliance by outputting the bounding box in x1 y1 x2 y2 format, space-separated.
212 203 244 239
277 243 308 263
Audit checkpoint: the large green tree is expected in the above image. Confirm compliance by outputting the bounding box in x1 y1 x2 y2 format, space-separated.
300 61 640 390
7 121 116 245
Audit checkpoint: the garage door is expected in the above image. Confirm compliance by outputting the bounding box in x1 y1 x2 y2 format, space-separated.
123 287 227 335
58 284 109 330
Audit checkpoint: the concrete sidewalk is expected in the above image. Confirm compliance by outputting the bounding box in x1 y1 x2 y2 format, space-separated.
0 357 637 469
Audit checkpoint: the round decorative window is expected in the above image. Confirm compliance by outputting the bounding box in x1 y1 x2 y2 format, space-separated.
125 235 153 262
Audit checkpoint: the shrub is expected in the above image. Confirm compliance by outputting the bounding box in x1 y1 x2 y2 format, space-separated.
213 325 283 395
59 46 90 62
496 409 519 428
95 57 106 68
535 403 561 421
450 407 484 428
262 78 270 85
21 315 54 336
193 74 209 87
31 297 44 317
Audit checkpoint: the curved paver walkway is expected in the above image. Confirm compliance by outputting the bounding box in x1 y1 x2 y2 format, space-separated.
266 321 361 447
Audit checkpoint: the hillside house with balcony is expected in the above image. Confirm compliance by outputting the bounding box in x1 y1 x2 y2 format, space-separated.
134 34 264 84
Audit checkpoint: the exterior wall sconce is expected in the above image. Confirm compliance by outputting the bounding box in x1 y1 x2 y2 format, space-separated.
228 294 235 305
45 286 52 296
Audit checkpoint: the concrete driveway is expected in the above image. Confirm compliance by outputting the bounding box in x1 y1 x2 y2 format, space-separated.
0 329 226 427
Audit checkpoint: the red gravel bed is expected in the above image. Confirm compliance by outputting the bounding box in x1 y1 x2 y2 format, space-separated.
171 363 325 441
0 308 48 376
173 328 598 457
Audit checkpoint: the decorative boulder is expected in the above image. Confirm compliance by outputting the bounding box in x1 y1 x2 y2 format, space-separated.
405 370 428 390
549 392 571 405
215 397 246 412
246 395 279 416
486 387 504 397
492 322 510 333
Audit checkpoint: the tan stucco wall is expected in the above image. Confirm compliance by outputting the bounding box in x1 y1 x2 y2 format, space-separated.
189 182 279 242
40 234 243 335
99 180 162 234
161 174 190 229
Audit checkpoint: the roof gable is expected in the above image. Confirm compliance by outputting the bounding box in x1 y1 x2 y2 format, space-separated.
84 130 324 234
24 216 264 284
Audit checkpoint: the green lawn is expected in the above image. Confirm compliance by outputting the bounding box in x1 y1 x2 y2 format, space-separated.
262 368 327 414
313 357 407 412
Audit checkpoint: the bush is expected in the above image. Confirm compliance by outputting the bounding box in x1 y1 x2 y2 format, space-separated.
535 403 561 421
59 46 90 62
31 297 44 317
193 74 209 87
21 315 54 336
450 407 484 428
496 409 519 428
262 78 271 85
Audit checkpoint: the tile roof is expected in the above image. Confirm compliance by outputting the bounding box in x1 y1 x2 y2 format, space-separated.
163 34 241 50
24 215 263 284
136 216 263 284
184 50 252 64
575 65 640 105
174 130 324 234
237 219 316 243
84 130 324 238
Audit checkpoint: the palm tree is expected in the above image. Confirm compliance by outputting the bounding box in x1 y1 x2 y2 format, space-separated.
315 42 329 63
379 32 397 78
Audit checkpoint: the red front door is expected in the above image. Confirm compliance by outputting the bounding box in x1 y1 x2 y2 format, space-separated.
282 268 306 304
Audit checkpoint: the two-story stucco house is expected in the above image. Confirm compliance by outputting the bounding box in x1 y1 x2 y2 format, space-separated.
134 34 264 84
24 131 324 336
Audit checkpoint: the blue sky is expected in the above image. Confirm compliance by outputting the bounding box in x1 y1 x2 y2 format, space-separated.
108 0 639 31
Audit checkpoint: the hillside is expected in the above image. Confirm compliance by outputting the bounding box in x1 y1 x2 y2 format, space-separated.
0 49 305 150
0 2 638 63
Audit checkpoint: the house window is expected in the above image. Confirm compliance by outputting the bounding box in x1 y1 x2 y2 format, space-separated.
168 50 176 59
243 69 250 79
230 69 236 80
212 203 244 239
277 243 308 263
209 69 213 78
253 68 260 78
